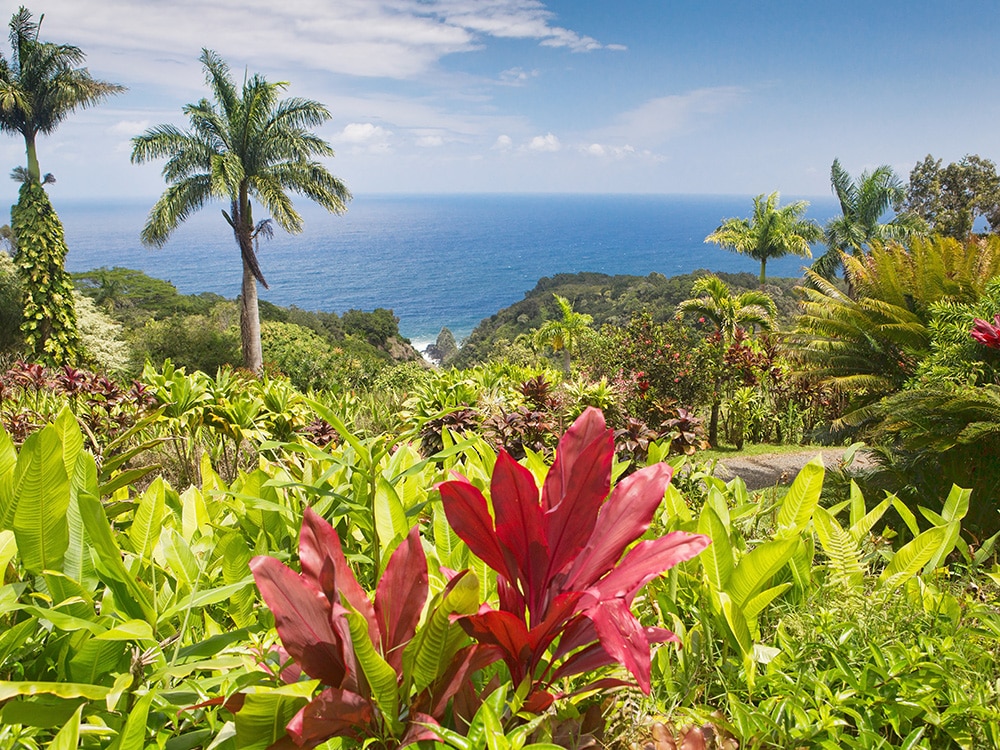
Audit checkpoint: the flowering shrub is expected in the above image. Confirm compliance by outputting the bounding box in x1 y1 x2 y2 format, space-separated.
438 407 710 710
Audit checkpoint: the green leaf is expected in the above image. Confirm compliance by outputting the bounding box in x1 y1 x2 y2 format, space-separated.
111 690 153 750
718 591 753 657
12 425 70 574
889 495 921 537
346 607 401 736
375 477 408 566
880 526 948 589
158 527 200 588
95 620 156 642
0 530 16 572
742 582 792 621
49 705 84 750
775 456 824 535
403 570 479 695
128 477 166 561
941 484 971 524
159 578 254 621
727 538 797 608
813 507 864 588
923 520 961 575
64 454 100 590
0 680 110 702
697 504 733 592
234 682 317 750
180 486 209 541
849 497 890 544
0 428 16 530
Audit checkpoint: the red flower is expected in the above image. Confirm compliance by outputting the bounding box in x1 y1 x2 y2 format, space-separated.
438 408 709 705
971 314 1000 349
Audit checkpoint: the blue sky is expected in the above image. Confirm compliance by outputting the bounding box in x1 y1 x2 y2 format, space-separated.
1 0 997 202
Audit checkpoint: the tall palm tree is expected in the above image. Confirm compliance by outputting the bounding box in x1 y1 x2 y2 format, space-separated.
534 294 593 373
705 192 821 285
677 274 778 344
813 158 925 279
131 49 351 372
0 7 124 183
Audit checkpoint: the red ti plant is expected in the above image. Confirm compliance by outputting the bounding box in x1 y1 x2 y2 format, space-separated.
437 407 710 710
971 314 1000 349
250 508 494 749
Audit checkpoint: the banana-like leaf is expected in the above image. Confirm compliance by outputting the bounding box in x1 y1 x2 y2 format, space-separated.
718 591 752 658
923 520 961 576
775 456 824 535
68 638 128 685
0 429 15 530
111 689 154 750
181 486 210 541
12 425 70 574
53 407 84 491
697 504 733 592
375 477 408 567
0 530 16 572
49 705 84 750
848 480 865 528
0 680 110 701
403 569 479 695
941 484 971 524
813 507 863 588
881 526 948 589
742 582 792 621
849 497 891 544
890 495 921 537
346 607 402 736
727 538 797 608
64 455 100 591
129 477 166 561
158 527 200 589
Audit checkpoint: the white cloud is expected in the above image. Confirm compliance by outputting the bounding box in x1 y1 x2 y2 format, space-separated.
528 133 561 152
493 134 514 150
416 135 445 147
592 87 748 146
108 119 150 136
499 67 539 85
585 143 605 156
337 123 392 144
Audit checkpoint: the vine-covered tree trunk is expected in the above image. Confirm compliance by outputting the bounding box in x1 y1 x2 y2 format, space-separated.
11 181 80 365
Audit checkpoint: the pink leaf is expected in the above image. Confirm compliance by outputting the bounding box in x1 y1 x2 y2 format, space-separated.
424 644 502 718
587 533 711 605
491 451 549 615
587 598 654 693
564 463 675 591
286 687 373 746
299 507 378 645
249 556 350 688
541 413 614 582
375 526 428 672
459 609 534 683
439 477 514 581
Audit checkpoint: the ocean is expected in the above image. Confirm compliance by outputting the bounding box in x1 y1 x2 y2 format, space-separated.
55 193 840 348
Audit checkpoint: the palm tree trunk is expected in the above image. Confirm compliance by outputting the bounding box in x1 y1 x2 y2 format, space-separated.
562 348 572 374
759 258 767 286
240 251 263 373
24 131 41 184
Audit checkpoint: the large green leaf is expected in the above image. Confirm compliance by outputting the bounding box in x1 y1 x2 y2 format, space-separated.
375 477 408 566
77 493 156 623
849 497 891 544
727 537 797 608
697 504 733 592
941 484 971 524
346 607 401 736
880 526 948 589
49 705 84 750
12 425 70 574
0 529 16 572
0 428 18 529
111 689 153 750
775 456 824 535
64 454 100 590
718 591 752 657
234 683 315 750
129 477 166 561
0 681 110 701
403 570 479 695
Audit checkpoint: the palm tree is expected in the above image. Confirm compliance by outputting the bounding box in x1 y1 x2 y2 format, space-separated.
534 294 593 373
678 275 778 444
813 158 925 280
705 192 821 285
131 49 351 372
678 274 778 344
0 7 124 183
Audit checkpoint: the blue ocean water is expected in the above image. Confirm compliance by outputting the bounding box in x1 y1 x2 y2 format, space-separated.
56 194 839 347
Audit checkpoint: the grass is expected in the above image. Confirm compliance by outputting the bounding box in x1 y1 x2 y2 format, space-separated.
697 441 825 461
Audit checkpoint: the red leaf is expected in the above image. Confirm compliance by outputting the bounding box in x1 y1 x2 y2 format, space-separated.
587 533 710 605
524 689 557 712
424 644 502 718
286 687 373 746
564 463 675 590
459 609 534 683
587 598 654 693
375 526 428 672
250 556 350 688
299 507 378 646
491 451 549 616
439 477 514 581
402 713 445 746
549 641 616 682
541 410 614 581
